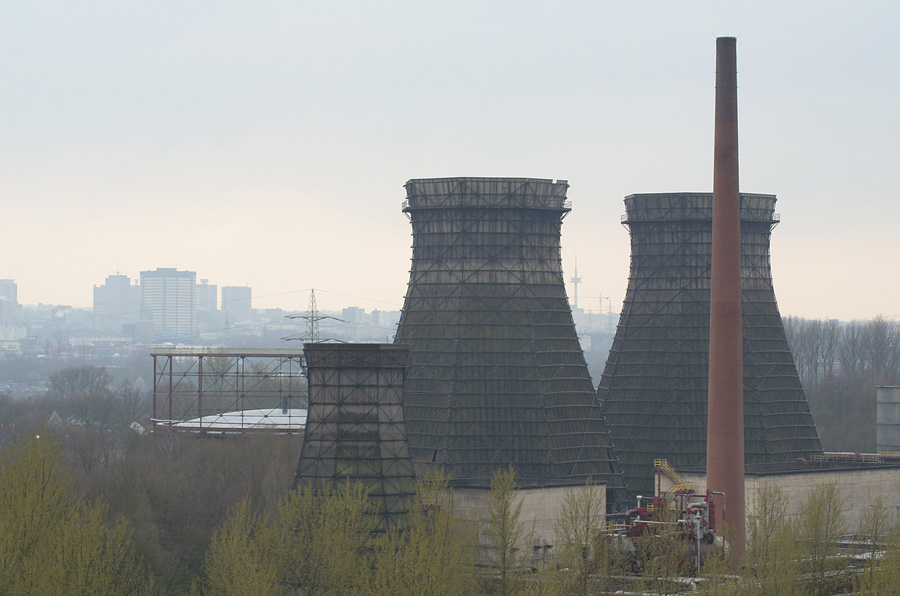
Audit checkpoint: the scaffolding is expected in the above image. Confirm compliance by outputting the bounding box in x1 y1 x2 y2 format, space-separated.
151 348 307 433
295 343 417 531
598 193 822 496
395 177 625 500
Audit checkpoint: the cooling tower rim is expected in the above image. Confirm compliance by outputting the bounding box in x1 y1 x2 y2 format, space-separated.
621 191 780 225
404 176 569 187
303 342 408 351
403 177 571 213
623 191 776 200
303 342 409 368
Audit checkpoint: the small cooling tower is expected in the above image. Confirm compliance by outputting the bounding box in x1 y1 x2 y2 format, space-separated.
295 343 417 531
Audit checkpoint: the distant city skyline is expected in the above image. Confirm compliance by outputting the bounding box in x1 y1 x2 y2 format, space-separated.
3 2 898 321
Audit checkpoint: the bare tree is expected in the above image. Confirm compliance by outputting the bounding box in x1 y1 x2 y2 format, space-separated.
865 317 900 380
819 319 841 381
49 365 113 399
839 320 865 378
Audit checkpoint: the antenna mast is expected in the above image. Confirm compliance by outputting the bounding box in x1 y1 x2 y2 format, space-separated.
570 256 582 309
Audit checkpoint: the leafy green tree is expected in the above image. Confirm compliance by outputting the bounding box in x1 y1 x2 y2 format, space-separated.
0 433 146 595
550 479 624 596
272 480 376 596
482 466 530 596
854 497 900 595
797 482 845 596
635 504 689 595
201 499 278 596
695 545 741 596
741 483 800 596
370 471 477 596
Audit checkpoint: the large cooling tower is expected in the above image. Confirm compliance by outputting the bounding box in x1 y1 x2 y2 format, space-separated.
597 192 822 495
394 177 625 498
295 343 417 531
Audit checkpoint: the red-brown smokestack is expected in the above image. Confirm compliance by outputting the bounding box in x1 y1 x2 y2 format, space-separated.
707 36 746 556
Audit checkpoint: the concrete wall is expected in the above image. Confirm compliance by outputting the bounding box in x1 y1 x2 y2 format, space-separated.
454 484 606 552
681 467 900 532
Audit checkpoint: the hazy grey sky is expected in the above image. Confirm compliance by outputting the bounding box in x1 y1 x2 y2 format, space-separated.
2 1 898 320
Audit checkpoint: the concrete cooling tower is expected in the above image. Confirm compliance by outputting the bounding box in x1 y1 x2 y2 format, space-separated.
597 192 822 495
295 343 417 531
394 177 625 499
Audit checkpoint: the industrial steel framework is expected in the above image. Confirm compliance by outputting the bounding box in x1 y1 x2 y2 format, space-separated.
295 343 417 531
598 192 822 496
395 177 625 499
151 348 307 432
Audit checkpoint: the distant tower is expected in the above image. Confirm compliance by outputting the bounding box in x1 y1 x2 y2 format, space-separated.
221 285 252 325
295 343 417 531
197 279 218 312
395 177 625 499
93 274 140 332
570 257 582 309
0 279 18 325
597 192 822 496
139 268 197 339
196 279 219 329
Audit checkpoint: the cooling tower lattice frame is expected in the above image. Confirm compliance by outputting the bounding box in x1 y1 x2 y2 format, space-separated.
598 192 822 496
395 177 625 497
295 343 417 531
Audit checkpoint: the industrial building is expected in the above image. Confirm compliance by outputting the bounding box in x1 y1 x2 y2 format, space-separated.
877 386 900 453
677 456 900 533
598 192 822 496
394 177 625 501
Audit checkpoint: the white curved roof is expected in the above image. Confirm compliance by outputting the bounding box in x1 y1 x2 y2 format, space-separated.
172 408 307 431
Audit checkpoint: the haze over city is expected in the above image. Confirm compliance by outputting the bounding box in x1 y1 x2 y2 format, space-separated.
3 1 898 320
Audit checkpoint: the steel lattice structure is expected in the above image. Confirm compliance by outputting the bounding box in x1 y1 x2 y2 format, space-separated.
151 348 307 433
394 177 625 499
295 343 417 531
598 192 822 496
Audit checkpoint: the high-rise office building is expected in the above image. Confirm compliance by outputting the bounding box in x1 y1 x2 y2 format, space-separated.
0 279 17 325
341 306 365 325
93 274 140 332
197 279 218 312
140 268 197 339
221 286 252 325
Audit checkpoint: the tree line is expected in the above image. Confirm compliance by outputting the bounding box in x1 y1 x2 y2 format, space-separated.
4 353 900 595
783 316 900 452
5 426 900 595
